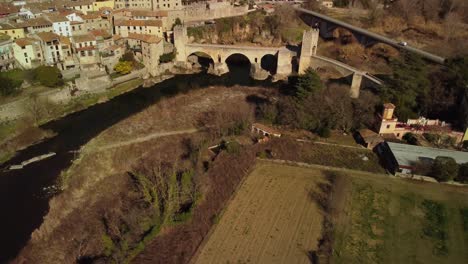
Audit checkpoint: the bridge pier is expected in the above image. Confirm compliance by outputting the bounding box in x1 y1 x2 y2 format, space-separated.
350 72 363 98
207 62 229 76
276 50 292 78
250 63 269 80
298 29 319 74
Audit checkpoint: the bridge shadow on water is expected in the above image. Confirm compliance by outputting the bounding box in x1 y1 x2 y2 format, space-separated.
0 68 287 262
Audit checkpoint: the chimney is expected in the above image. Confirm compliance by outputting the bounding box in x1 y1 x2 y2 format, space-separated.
382 103 395 120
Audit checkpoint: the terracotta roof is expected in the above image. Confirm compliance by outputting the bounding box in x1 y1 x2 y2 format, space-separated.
19 17 52 28
114 19 162 27
15 37 38 47
70 21 84 25
89 29 112 39
0 3 20 15
0 23 17 30
45 13 69 23
35 32 60 42
72 34 96 43
60 36 71 45
82 12 101 19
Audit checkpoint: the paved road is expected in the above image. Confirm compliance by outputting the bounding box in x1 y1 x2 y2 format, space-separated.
294 7 446 64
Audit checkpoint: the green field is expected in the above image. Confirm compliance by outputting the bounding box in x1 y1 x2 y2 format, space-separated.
332 172 468 264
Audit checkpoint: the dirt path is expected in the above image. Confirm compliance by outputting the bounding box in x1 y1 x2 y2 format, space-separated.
89 128 199 152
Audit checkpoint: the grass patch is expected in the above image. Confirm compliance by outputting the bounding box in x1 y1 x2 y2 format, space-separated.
421 200 449 256
332 171 468 264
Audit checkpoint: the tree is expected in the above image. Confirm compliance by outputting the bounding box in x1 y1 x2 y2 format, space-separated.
294 67 323 99
159 52 176 63
0 75 21 96
33 66 63 87
403 132 418 145
431 156 458 182
114 61 133 75
457 162 468 183
381 52 430 121
172 17 182 30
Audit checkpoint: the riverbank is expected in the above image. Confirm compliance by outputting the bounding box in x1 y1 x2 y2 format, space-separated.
0 78 146 166
15 85 272 263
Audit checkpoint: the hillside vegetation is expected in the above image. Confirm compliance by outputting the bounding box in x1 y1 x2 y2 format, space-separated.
188 6 309 46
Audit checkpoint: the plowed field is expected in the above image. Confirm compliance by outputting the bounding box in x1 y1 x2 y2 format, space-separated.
194 161 326 264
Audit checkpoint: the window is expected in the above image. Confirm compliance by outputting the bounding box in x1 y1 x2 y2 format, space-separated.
386 125 390 129
24 52 27 57
25 58 28 63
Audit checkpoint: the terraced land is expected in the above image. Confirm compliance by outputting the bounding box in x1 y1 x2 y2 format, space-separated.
194 162 327 264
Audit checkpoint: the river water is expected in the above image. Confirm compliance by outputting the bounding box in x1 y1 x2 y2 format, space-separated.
0 62 286 262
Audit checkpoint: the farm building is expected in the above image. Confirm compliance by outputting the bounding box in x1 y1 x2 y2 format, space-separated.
377 142 468 174
251 123 282 138
356 128 383 149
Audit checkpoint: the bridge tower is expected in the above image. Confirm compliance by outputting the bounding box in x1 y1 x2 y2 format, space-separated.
298 29 319 74
174 25 188 63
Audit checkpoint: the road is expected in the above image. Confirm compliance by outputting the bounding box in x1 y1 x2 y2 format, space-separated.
294 7 446 64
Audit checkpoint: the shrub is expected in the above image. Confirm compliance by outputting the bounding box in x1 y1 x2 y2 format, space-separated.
457 163 468 183
317 126 331 138
0 75 21 96
431 156 458 182
33 66 63 87
403 132 418 145
423 133 440 143
114 61 133 75
159 52 176 63
226 141 242 155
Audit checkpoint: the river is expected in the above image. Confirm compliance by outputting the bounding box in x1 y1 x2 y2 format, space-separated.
0 61 286 262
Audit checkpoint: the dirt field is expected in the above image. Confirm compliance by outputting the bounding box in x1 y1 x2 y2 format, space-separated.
193 161 327 264
332 171 468 264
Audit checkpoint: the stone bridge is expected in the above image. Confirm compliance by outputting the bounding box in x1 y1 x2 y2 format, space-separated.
175 26 295 79
174 25 383 98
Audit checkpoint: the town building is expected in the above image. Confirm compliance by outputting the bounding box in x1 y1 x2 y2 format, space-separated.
377 141 468 175
0 22 25 40
13 37 44 69
33 31 65 67
0 35 16 71
92 0 116 11
152 0 182 10
115 0 153 10
81 12 111 33
46 13 72 37
62 0 94 15
72 34 100 66
114 19 164 38
19 17 53 34
377 103 466 145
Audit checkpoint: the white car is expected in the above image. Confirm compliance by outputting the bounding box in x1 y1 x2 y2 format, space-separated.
398 41 408 46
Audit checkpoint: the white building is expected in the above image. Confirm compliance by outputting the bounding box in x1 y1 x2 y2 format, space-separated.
13 37 43 69
33 32 64 66
46 14 72 37
0 35 16 71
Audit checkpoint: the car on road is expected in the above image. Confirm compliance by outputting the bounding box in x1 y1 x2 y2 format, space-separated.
398 41 408 46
